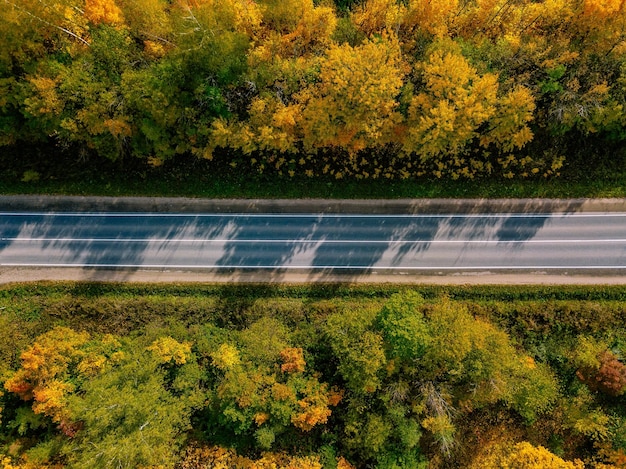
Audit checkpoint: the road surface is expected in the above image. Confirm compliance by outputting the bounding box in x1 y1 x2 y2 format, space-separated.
1 211 625 273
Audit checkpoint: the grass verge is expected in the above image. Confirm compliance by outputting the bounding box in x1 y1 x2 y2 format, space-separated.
2 282 626 336
1 149 625 198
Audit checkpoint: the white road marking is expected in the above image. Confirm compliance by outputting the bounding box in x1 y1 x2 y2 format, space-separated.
1 263 626 269
3 238 626 243
2 212 626 218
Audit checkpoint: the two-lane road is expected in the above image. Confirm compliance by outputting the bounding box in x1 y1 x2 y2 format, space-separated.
1 211 625 272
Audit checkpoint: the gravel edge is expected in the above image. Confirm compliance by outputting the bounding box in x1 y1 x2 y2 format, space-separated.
1 195 626 213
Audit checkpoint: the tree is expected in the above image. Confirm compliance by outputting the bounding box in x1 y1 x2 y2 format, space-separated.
297 33 406 157
179 443 356 469
574 337 626 397
376 290 429 362
324 308 387 394
4 327 93 430
205 317 341 451
470 441 585 469
64 343 199 469
401 39 537 178
375 293 558 423
3 330 201 468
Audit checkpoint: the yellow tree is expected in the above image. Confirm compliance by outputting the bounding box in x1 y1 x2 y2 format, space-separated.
117 0 172 38
207 33 407 176
350 0 405 37
84 0 124 25
297 33 406 157
401 40 536 178
402 42 499 174
209 339 342 449
470 441 585 469
179 444 357 469
402 0 458 37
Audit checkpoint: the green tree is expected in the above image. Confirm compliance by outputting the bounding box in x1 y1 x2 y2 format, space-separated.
64 341 200 468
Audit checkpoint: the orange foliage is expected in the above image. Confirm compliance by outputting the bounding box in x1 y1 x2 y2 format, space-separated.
4 327 89 415
577 350 626 396
292 401 332 431
582 0 625 18
290 380 339 431
327 387 344 407
595 443 626 468
3 327 124 436
280 347 306 373
84 0 125 25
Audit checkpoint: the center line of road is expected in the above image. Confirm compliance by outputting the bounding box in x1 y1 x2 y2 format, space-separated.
3 212 626 218
3 238 626 243
2 263 626 269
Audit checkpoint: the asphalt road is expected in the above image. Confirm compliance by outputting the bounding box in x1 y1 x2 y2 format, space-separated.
1 211 625 272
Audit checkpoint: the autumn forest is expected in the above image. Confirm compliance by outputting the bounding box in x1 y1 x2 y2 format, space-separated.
2 285 626 468
3 0 626 467
2 0 626 182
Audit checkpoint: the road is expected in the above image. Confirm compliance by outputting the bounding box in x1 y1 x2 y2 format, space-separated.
1 211 625 273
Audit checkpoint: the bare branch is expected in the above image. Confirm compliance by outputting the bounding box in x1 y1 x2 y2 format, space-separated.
4 0 90 47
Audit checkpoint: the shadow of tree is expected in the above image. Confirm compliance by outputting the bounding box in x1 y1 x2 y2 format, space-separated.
0 197 601 282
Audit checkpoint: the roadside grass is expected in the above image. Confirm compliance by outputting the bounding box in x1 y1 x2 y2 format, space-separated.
2 282 626 348
1 149 625 199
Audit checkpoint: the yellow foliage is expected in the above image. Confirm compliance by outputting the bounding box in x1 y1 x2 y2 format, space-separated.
482 86 536 152
336 458 356 469
451 0 524 39
290 379 336 431
143 40 166 58
75 354 107 377
24 77 62 116
298 33 406 154
147 336 192 365
254 412 270 425
178 0 264 40
211 343 241 370
583 0 625 18
0 455 63 469
247 97 300 153
402 0 458 36
404 45 498 160
5 327 89 396
2 328 127 429
84 0 125 25
471 441 585 468
351 0 405 36
272 382 295 401
279 2 337 57
103 118 132 139
179 444 341 469
291 402 332 431
31 380 75 421
116 0 172 39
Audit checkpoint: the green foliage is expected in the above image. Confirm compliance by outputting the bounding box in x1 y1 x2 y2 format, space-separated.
324 308 387 394
64 348 197 468
376 291 429 361
2 284 626 467
3 0 626 183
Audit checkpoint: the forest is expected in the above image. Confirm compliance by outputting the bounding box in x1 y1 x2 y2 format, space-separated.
1 0 626 182
1 284 626 468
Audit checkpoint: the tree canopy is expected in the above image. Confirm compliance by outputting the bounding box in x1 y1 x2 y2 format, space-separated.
2 0 625 179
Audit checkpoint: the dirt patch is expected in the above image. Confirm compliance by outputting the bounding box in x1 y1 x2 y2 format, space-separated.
1 267 624 285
